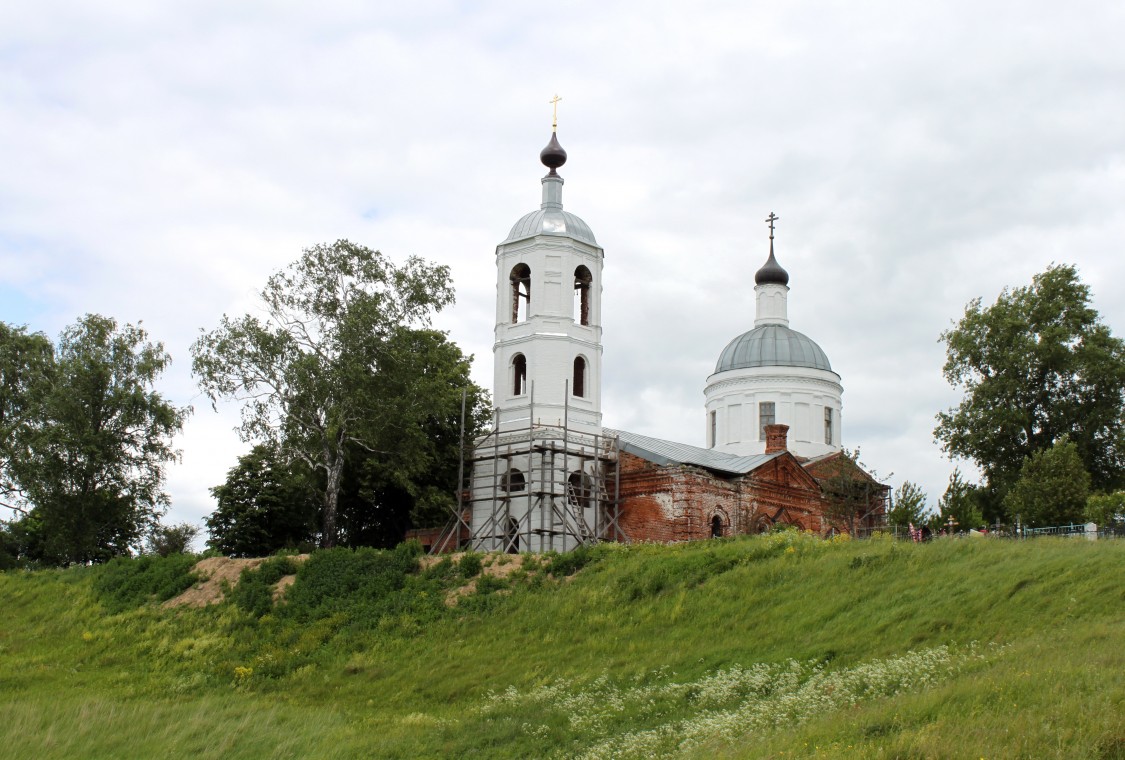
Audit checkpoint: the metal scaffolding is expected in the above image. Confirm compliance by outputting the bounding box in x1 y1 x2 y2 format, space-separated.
430 387 624 554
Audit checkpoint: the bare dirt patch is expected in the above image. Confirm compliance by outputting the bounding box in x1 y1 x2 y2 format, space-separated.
165 551 537 609
164 555 308 609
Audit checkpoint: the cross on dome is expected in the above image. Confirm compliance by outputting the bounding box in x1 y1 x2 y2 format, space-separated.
550 94 562 132
540 94 568 176
754 211 789 286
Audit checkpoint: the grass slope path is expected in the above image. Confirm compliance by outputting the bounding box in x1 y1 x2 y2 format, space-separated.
1 534 1124 759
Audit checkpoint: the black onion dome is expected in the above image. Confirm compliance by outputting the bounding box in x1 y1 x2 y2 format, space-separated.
754 247 789 286
540 132 567 175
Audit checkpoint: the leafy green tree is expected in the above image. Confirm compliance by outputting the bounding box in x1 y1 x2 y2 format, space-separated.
206 444 319 556
192 240 489 548
0 323 53 515
1 315 188 564
1003 438 1091 528
335 328 490 547
935 264 1125 502
0 510 48 568
931 468 984 533
0 521 20 570
145 522 200 557
1085 491 1125 527
887 481 928 527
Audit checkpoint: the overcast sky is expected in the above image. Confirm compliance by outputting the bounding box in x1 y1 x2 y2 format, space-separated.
3 0 1123 535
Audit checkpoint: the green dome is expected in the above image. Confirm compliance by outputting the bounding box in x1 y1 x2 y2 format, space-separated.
715 324 833 373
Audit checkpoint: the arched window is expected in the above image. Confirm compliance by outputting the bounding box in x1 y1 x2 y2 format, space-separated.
573 265 592 326
567 471 591 511
503 468 525 493
512 354 527 396
572 356 587 398
510 264 531 323
711 515 724 538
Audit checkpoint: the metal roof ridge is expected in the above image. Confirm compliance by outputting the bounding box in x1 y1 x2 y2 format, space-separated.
604 427 782 475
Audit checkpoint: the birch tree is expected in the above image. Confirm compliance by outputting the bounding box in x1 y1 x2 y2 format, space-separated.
191 240 462 548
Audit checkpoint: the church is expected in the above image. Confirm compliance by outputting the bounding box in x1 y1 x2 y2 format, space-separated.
424 123 887 554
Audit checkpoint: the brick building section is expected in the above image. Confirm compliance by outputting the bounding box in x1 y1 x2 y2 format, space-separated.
414 428 890 552
614 425 885 542
802 452 888 534
617 450 828 542
405 509 471 553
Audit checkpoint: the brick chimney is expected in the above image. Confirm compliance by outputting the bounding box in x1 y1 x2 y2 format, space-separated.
764 424 789 454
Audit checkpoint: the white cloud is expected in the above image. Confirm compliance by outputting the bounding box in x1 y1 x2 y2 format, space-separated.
2 0 1123 531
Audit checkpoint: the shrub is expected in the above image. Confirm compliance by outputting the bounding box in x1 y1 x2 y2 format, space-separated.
475 574 508 594
544 544 600 577
423 555 455 580
228 556 300 617
145 522 200 557
459 552 483 578
282 544 419 624
93 553 199 612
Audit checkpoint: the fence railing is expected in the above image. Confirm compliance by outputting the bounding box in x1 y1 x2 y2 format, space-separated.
876 521 1121 541
1021 523 1092 538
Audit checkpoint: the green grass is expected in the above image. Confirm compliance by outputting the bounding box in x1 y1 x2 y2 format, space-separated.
2 533 1124 758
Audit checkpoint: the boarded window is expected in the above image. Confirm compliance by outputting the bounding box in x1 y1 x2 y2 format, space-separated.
824 407 833 445
510 264 531 323
709 410 717 448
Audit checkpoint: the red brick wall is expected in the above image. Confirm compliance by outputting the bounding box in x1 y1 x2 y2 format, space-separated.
617 451 830 543
616 452 689 543
803 454 889 533
405 510 471 553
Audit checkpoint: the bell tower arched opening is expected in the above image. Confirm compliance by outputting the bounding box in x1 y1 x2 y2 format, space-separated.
573 356 587 398
510 263 531 323
512 354 527 396
573 265 592 326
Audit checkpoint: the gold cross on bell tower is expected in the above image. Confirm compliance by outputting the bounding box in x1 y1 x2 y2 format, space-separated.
550 94 562 132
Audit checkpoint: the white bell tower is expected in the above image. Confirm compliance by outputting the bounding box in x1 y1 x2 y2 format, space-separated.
464 112 619 554
492 129 604 434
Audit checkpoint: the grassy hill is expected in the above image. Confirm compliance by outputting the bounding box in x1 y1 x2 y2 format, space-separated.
1 532 1123 759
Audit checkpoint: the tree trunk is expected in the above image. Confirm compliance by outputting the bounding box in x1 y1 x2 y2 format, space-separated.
320 455 344 548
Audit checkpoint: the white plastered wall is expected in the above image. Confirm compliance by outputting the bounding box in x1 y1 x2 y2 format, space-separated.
703 365 843 458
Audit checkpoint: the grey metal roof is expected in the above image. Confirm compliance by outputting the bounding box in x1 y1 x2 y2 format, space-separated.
715 324 833 373
605 427 781 475
503 208 598 246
